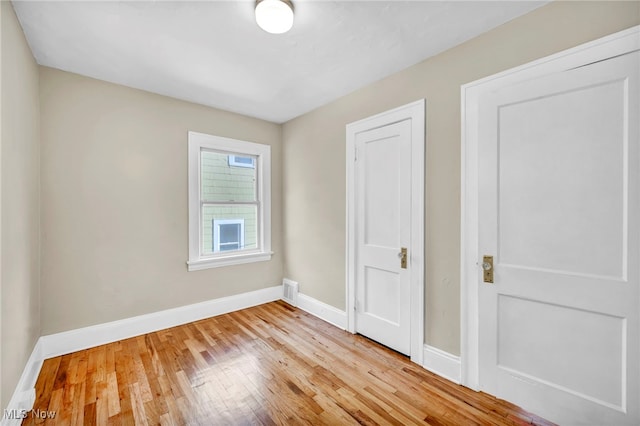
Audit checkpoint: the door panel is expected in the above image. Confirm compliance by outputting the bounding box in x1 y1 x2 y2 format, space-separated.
498 295 624 407
497 78 626 278
363 134 400 248
355 119 411 355
364 266 400 324
478 51 639 424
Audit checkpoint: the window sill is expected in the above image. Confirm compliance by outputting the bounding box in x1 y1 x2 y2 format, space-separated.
187 251 273 271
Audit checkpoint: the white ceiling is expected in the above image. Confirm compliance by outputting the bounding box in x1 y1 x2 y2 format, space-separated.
12 1 548 123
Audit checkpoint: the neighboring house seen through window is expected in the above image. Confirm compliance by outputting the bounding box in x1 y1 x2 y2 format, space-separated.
213 219 245 252
187 132 272 270
228 155 255 168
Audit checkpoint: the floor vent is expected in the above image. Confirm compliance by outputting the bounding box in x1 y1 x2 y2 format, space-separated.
282 279 299 307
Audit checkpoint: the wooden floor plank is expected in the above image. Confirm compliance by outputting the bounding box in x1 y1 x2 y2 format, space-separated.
23 301 555 425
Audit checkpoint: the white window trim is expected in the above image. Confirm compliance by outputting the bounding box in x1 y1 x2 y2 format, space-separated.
187 131 272 271
213 219 245 252
228 155 255 168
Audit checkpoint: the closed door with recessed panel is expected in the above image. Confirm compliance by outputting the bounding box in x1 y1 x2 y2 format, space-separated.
355 120 412 355
478 50 639 424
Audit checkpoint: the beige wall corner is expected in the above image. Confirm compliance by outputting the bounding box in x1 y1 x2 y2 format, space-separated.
281 1 640 356
1 0 41 410
39 67 283 335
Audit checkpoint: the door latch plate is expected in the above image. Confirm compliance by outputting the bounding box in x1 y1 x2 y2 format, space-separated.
400 247 407 269
483 255 494 283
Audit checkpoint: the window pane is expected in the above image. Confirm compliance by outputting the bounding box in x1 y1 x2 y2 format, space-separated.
220 223 241 244
202 205 258 255
229 155 255 168
201 150 257 202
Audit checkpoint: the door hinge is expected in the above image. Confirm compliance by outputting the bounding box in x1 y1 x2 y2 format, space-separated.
354 146 358 162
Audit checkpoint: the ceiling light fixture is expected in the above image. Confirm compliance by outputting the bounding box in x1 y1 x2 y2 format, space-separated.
255 0 294 34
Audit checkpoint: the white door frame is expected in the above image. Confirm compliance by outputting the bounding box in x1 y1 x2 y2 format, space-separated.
346 99 425 365
460 26 640 390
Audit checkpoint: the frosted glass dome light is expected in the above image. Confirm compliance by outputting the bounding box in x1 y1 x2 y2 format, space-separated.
255 0 294 34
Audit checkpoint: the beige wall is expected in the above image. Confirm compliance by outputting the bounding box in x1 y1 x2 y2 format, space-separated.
282 1 640 355
0 1 41 409
39 67 282 334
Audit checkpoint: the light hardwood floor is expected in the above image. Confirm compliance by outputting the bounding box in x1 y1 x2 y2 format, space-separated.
23 301 554 425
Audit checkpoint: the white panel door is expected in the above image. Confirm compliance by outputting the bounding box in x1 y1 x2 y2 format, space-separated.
478 51 639 424
355 119 412 355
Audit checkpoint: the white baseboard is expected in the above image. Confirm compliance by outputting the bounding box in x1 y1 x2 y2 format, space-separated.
423 344 461 384
296 293 347 330
40 285 282 359
3 285 282 423
2 339 42 426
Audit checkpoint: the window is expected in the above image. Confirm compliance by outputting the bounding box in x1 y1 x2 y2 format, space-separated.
213 219 245 252
228 155 255 168
187 131 271 270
